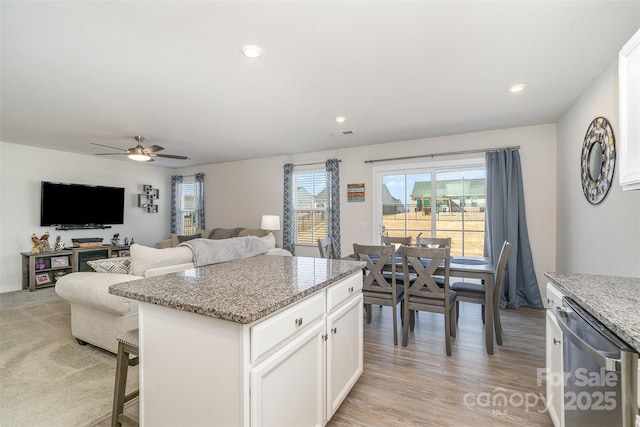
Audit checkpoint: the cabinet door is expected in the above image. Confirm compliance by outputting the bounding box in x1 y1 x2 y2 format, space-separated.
546 309 564 427
326 293 363 421
251 320 325 427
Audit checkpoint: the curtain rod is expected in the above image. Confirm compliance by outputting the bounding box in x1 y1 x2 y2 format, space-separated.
285 159 342 168
363 146 520 164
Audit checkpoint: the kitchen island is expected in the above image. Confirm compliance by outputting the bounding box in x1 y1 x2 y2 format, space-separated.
110 255 366 427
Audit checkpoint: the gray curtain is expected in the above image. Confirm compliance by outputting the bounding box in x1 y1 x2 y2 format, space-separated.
194 173 206 230
325 159 341 257
283 163 295 255
170 175 183 234
484 149 543 309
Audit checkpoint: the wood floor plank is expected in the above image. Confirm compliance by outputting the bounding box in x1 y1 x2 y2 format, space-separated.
93 302 552 427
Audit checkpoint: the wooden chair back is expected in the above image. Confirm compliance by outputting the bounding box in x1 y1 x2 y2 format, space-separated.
415 236 451 248
381 236 412 248
401 245 450 300
317 238 333 259
353 244 395 292
493 241 512 308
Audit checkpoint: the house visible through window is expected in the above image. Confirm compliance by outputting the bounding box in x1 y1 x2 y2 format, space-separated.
294 171 328 245
375 160 486 256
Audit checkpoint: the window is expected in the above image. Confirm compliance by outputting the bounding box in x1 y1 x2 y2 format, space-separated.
179 180 197 235
294 171 327 245
171 174 205 236
375 160 486 256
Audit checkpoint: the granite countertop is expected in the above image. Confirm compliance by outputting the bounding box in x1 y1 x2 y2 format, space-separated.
545 272 640 353
110 255 365 324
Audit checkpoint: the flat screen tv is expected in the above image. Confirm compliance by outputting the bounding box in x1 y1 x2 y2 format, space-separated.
40 181 125 228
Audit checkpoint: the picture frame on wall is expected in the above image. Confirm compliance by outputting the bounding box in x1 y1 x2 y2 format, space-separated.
51 256 69 267
35 273 51 285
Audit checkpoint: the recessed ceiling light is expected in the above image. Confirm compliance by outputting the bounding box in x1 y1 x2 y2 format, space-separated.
335 116 346 123
242 45 262 59
508 83 526 93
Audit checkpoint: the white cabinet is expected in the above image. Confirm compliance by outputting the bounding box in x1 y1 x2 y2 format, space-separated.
326 293 363 420
546 282 565 427
139 271 363 427
251 321 325 427
619 28 640 191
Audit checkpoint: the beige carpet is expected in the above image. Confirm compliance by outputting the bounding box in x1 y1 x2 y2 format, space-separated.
0 287 138 426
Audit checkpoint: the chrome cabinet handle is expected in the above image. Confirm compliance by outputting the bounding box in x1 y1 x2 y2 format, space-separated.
348 287 354 293
553 338 560 346
295 317 303 327
331 327 337 335
547 298 554 307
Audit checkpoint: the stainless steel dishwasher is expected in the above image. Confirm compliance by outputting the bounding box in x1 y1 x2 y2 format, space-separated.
556 297 638 427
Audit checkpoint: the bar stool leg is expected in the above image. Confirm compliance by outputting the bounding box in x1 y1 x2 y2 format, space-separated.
112 341 130 427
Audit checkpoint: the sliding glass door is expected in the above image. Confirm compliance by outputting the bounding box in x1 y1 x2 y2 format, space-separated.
374 160 486 256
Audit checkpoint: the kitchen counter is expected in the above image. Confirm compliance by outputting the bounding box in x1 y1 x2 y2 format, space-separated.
110 255 366 323
110 254 367 426
545 272 640 353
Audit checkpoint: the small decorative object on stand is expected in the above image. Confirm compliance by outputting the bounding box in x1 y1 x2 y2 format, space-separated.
31 234 41 253
124 237 129 246
130 237 135 245
54 235 65 251
111 233 120 246
39 232 51 252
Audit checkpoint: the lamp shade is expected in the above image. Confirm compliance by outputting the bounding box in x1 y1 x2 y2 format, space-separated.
261 215 280 231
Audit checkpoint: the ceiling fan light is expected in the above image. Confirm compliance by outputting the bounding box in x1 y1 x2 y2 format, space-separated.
128 153 152 162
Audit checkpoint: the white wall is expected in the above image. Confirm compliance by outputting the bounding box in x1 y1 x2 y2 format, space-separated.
556 63 640 277
0 142 172 293
177 124 557 302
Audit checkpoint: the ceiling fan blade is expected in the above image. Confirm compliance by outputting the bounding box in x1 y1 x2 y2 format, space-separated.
91 142 127 152
144 145 164 153
153 153 189 160
95 153 129 156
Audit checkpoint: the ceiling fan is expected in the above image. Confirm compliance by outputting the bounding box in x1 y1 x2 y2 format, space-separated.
92 136 189 162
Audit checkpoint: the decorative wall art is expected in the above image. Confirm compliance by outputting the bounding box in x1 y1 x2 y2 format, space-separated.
581 117 616 204
347 183 365 202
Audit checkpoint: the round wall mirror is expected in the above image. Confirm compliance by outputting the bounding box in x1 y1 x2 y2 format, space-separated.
581 117 615 204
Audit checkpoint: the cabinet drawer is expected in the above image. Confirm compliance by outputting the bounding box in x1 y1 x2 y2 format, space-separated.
546 282 565 311
326 273 362 313
251 292 324 363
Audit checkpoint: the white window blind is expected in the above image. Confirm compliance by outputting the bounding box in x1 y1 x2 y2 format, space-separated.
294 171 328 245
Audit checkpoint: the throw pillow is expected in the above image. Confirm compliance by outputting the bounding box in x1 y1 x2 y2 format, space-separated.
208 227 245 239
260 232 276 249
87 257 132 274
129 244 193 276
238 228 270 238
177 234 200 243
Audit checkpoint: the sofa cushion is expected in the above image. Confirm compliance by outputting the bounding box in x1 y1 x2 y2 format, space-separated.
87 257 132 274
129 244 193 276
55 272 141 316
177 233 200 243
238 228 270 238
208 227 245 239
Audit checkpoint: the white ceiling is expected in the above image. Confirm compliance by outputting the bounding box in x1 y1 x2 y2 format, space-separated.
2 1 639 168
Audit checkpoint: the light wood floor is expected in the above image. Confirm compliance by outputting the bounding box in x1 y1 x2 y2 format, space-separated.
92 302 552 427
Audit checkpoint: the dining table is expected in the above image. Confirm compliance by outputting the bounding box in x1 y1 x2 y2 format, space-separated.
346 252 497 354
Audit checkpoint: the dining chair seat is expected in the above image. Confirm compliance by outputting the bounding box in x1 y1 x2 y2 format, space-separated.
450 281 484 295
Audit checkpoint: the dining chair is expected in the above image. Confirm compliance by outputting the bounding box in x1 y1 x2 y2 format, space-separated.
353 243 404 345
317 237 333 259
381 235 412 248
414 237 451 287
451 241 512 345
415 236 451 248
401 245 457 355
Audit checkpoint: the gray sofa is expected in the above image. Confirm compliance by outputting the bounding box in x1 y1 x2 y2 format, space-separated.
56 233 290 354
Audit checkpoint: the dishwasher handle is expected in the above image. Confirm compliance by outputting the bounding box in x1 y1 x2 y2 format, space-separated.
556 306 621 372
